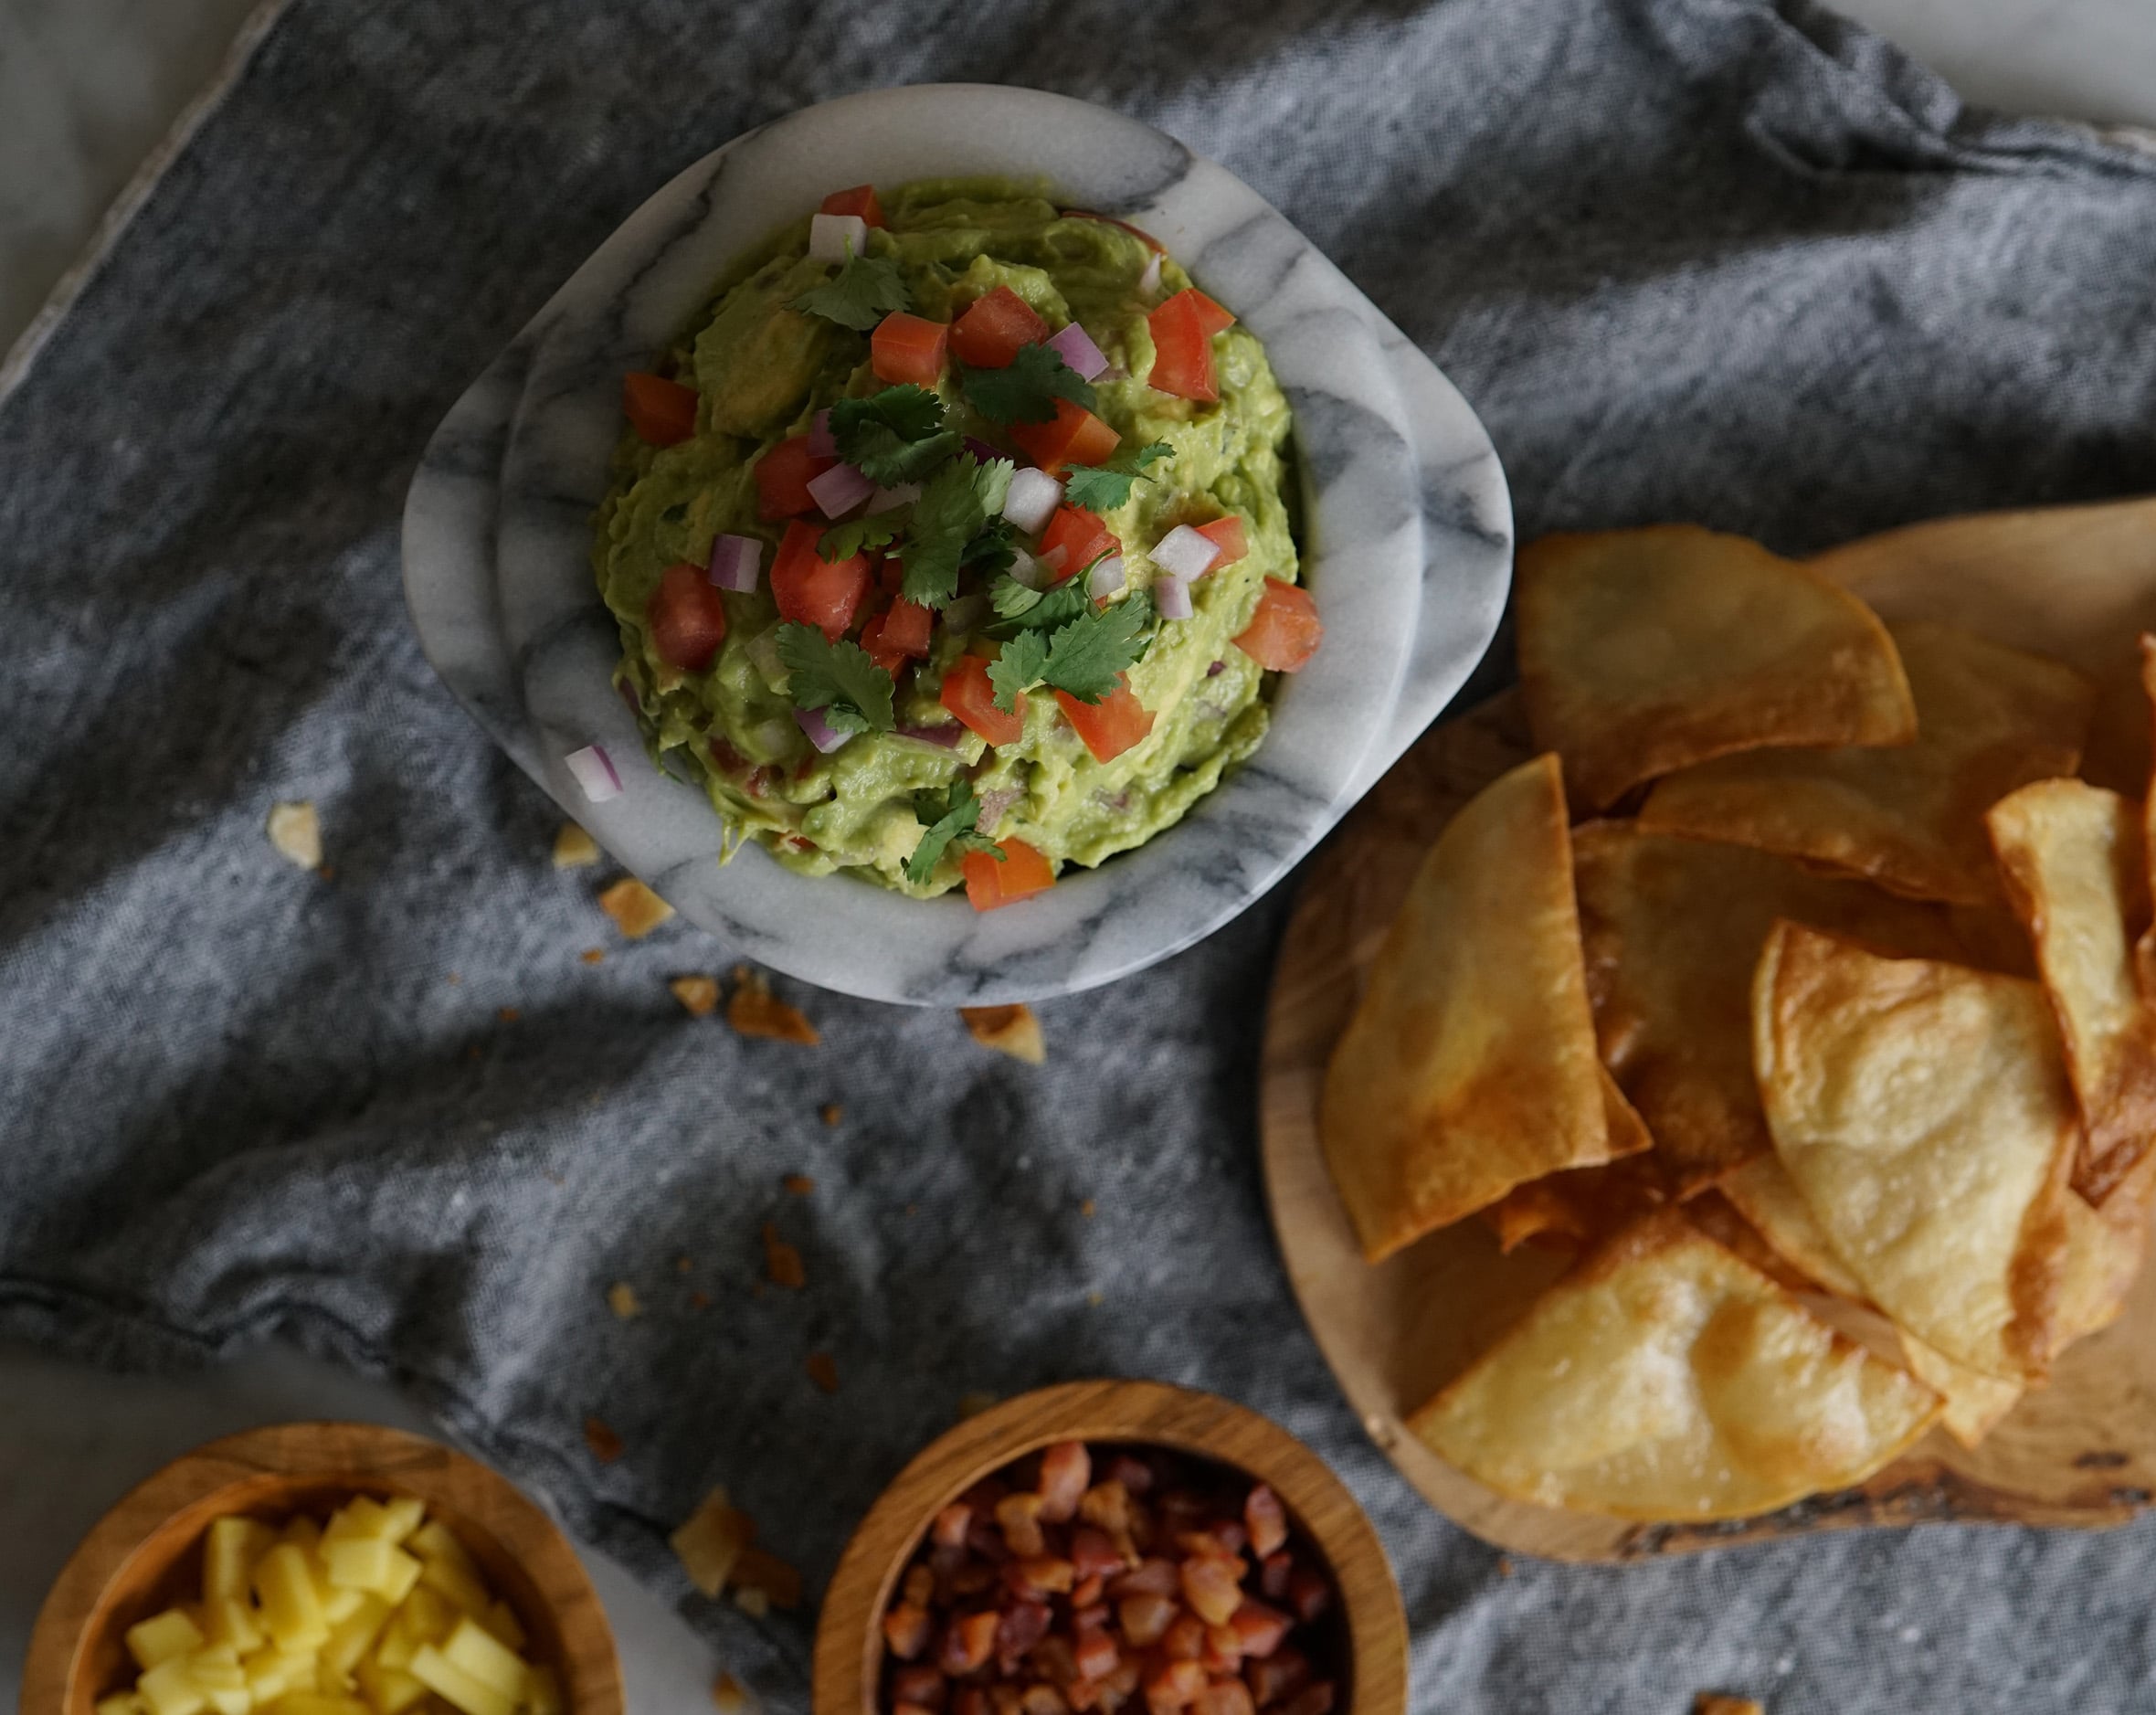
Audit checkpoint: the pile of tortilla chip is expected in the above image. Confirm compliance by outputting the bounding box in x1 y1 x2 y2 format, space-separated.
1320 525 2156 1521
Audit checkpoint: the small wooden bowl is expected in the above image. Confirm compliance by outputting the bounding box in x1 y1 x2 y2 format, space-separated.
813 1379 1408 1715
22 1421 623 1715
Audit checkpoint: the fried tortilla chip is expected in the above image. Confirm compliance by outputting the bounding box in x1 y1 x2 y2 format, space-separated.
1717 1153 1868 1303
1640 620 2096 905
2137 634 2156 999
1574 822 1969 1193
1481 1109 1668 1256
1322 756 1618 1260
2053 1144 2156 1356
1897 1334 2024 1451
1753 922 2079 1380
1988 778 2156 1202
1409 1212 1939 1519
1517 526 1916 811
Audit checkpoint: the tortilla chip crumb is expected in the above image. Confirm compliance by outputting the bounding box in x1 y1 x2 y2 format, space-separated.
957 1391 999 1420
783 1173 816 1196
553 822 601 869
1694 1699 1764 1715
819 1103 842 1126
583 1416 625 1465
806 1351 840 1394
728 967 819 1043
607 1282 643 1319
712 1672 753 1714
763 1223 806 1289
267 800 322 872
733 1586 769 1619
960 1002 1045 1064
671 974 721 1017
670 1486 755 1596
1081 1198 1097 1218
733 1547 802 1611
497 1006 521 1023
599 876 674 938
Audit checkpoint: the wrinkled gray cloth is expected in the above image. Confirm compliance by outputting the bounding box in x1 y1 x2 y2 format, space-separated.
7 1 2156 1709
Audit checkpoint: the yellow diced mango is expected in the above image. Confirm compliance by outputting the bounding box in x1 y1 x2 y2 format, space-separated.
206 1518 278 1607
135 1658 207 1715
326 1538 424 1601
322 1585 366 1625
323 1497 392 1544
264 1695 370 1715
407 1522 473 1574
202 1596 264 1654
417 1556 491 1620
280 1516 324 1558
439 1618 527 1701
186 1644 245 1691
127 1609 206 1672
242 1647 297 1703
202 1689 249 1715
408 1645 514 1715
254 1543 331 1652
478 1602 525 1653
522 1667 562 1715
397 1585 457 1644
356 1657 432 1715
379 1498 427 1543
94 1696 143 1715
321 1594 393 1681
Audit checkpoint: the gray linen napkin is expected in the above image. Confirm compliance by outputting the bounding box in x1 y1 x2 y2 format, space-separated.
5 1 2156 1709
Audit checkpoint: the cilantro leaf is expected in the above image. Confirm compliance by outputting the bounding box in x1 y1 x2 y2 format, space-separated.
776 621 895 733
900 454 1014 608
1062 440 1173 512
990 576 1044 619
819 513 904 561
903 778 1004 886
988 580 1089 637
791 253 910 332
987 630 1052 714
1041 588 1157 704
960 515 1018 578
957 344 1098 425
830 386 960 484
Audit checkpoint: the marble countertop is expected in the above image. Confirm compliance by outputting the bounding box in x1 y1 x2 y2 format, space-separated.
3 1 2151 1710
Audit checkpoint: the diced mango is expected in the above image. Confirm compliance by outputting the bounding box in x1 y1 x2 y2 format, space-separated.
398 1585 456 1644
479 1600 525 1653
408 1644 515 1715
202 1596 264 1654
206 1518 277 1607
135 1658 207 1715
418 1554 493 1620
321 1594 392 1681
280 1516 324 1558
254 1544 331 1653
523 1667 563 1715
201 1689 249 1715
322 1584 365 1625
323 1497 393 1544
408 1521 475 1576
379 1497 427 1543
126 1610 206 1672
265 1695 370 1715
439 1617 528 1700
325 1536 424 1601
241 1647 296 1703
94 1696 143 1715
186 1645 245 1692
356 1657 432 1715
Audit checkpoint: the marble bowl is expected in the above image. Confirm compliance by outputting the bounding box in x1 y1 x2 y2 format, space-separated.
402 84 1511 1005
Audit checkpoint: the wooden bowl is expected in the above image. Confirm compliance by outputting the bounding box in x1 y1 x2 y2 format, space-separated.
21 1421 623 1714
812 1379 1408 1715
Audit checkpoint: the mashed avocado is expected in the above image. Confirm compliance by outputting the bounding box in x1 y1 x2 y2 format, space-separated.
593 177 1301 899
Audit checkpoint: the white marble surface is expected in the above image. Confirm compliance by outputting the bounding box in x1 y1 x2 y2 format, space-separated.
3 4 2152 1712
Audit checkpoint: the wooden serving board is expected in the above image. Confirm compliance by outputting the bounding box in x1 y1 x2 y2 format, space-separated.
1259 497 2156 1561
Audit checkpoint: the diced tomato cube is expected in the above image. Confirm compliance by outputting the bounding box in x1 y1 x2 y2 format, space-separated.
1117 1593 1178 1648
991 1689 1025 1715
998 1492 1049 1558
820 184 886 228
1177 1523 1245 1560
1243 1647 1309 1709
907 1566 938 1609
1201 1625 1242 1676
893 1667 947 1708
1232 580 1322 672
1178 1556 1244 1628
963 839 1055 912
1192 1684 1255 1715
770 519 870 640
1072 1528 1127 1581
1020 1689 1066 1715
1174 289 1236 337
1226 1602 1291 1662
941 653 1026 746
622 372 698 445
1037 505 1118 580
882 597 934 656
1111 1559 1178 1600
1146 293 1217 404
1109 1456 1155 1496
1284 1569 1329 1625
1075 1628 1121 1683
1039 1441 1092 1522
1273 1685 1333 1715
954 286 1051 369
1257 1553 1291 1602
1143 1658 1208 1713
1011 397 1121 473
1014 1556 1076 1596
873 312 950 387
1160 1614 1207 1663
934 1504 972 1550
756 433 836 518
878 552 905 596
940 1611 1000 1676
996 1601 1053 1671
885 1603 935 1661
1056 679 1154 765
1196 516 1248 568
648 562 728 672
1080 1482 1133 1538
1073 1575 1105 1609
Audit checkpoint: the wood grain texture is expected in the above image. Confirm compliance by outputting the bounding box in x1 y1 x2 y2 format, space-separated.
1262 497 2156 1562
811 1380 1407 1715
21 1420 623 1714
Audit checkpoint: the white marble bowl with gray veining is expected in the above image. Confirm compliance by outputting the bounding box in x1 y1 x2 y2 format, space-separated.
402 85 1510 1005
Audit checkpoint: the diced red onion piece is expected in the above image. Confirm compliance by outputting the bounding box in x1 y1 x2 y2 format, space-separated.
795 707 851 754
707 534 762 593
964 437 1006 466
564 744 622 803
807 408 837 460
1087 555 1126 599
1151 524 1221 581
1139 252 1162 295
975 786 1019 836
1002 467 1064 535
1010 549 1057 591
868 482 920 515
1044 323 1110 382
808 212 867 264
896 722 967 748
1155 573 1194 621
1206 658 1227 677
808 461 876 519
941 594 990 637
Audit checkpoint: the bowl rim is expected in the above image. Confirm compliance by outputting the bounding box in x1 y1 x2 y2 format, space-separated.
20 1419 623 1715
809 1378 1407 1715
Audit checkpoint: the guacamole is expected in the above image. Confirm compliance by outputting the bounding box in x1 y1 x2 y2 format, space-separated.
592 176 1312 904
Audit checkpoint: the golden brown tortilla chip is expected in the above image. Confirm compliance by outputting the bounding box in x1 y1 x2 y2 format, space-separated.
2052 1145 2156 1357
1896 1334 2024 1451
1322 755 1612 1261
1640 621 2096 905
1753 922 2079 1380
1409 1211 1939 1519
1988 778 2156 1202
1574 822 1969 1194
1480 1113 1667 1256
1717 1153 1868 1303
2138 635 2156 999
1517 526 1916 811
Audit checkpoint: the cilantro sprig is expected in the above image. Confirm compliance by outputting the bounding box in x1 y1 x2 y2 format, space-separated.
988 578 1089 631
988 590 1156 712
1062 440 1172 512
958 344 1097 425
819 513 904 562
830 386 960 485
776 622 895 734
791 253 911 332
898 453 1014 609
903 778 1004 886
